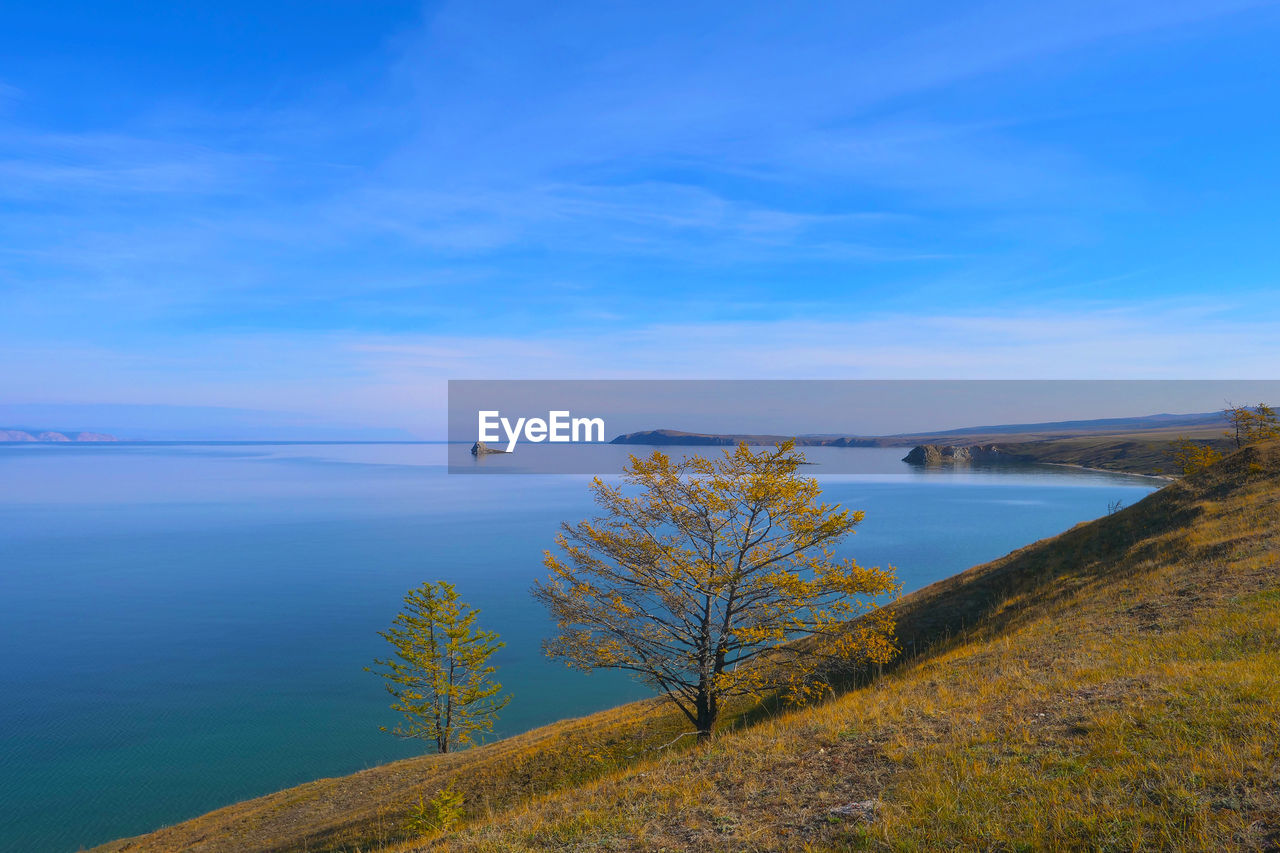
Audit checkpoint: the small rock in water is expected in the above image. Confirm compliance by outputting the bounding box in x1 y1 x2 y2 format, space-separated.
470 441 506 456
829 800 881 822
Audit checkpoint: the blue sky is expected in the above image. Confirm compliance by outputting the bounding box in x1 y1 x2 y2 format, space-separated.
2 1 1279 436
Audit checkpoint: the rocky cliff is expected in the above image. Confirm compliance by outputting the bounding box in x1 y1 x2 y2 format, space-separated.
902 443 1004 464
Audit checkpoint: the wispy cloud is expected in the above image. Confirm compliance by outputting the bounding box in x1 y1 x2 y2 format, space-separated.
2 0 1279 426
4 299 1277 434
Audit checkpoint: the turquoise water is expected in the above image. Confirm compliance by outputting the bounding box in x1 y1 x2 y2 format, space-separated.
0 443 1160 852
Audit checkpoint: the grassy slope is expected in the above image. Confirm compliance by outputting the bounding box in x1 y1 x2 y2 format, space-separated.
624 427 1233 473
93 695 708 853
994 428 1233 476
613 420 1235 477
411 441 1280 852
100 442 1280 853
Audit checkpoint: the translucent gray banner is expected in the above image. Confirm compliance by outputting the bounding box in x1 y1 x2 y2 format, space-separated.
446 379 1280 475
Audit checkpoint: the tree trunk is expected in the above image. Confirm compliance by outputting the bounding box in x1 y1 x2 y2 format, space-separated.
695 689 717 741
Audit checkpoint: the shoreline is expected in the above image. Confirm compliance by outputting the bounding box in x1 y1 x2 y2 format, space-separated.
1034 460 1175 481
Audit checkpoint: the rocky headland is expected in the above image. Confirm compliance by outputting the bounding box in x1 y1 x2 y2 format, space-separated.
901 443 1005 465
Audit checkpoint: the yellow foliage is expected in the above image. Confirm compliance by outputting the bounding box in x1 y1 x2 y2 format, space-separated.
533 441 899 738
1170 437 1223 475
369 581 509 754
403 787 464 836
1224 402 1279 448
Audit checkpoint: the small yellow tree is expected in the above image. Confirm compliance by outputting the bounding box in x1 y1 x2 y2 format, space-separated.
1170 437 1224 475
369 581 509 754
1225 403 1279 448
534 442 899 740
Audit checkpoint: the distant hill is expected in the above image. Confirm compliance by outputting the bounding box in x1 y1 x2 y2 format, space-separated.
96 440 1280 852
611 412 1237 476
611 411 1229 448
895 410 1228 438
0 428 118 442
612 428 834 446
0 403 418 441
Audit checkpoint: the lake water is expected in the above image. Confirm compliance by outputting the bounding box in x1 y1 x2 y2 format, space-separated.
0 443 1160 852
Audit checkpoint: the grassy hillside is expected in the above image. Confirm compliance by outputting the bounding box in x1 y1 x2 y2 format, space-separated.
614 427 1234 477
93 693 708 853
100 441 1280 852
994 432 1232 476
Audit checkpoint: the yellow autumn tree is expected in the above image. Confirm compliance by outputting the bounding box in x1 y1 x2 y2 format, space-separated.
1170 437 1223 475
1171 403 1277 475
1225 403 1279 448
369 581 509 754
534 441 900 740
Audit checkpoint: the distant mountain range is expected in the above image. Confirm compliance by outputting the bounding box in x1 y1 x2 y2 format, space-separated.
0 403 420 441
610 411 1231 448
0 411 1235 447
0 428 119 442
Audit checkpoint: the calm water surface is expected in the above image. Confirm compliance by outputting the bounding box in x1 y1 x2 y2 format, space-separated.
0 443 1160 852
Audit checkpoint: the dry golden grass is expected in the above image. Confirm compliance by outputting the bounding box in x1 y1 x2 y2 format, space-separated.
396 441 1280 852
92 695 710 852
99 441 1280 853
